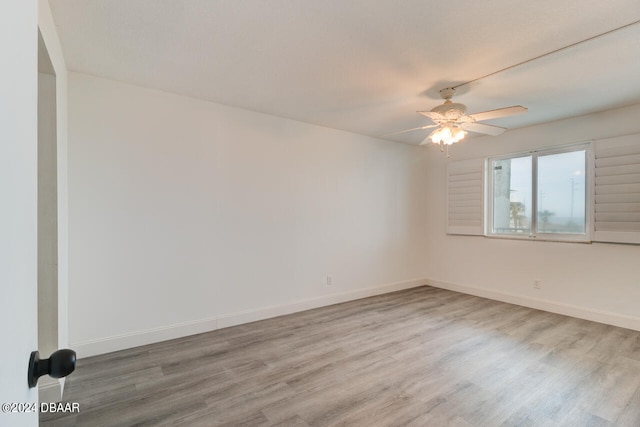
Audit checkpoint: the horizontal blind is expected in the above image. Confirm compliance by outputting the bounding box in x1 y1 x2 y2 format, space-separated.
447 158 484 235
594 134 640 244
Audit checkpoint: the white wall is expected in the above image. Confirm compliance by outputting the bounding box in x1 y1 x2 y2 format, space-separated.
38 70 59 397
38 67 58 359
425 103 640 329
68 73 430 356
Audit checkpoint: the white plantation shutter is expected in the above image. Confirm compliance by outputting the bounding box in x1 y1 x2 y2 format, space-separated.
594 134 640 244
447 158 484 235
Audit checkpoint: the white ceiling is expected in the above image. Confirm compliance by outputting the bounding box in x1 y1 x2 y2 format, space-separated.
49 0 640 144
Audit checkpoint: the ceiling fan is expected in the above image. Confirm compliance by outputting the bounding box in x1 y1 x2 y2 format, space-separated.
388 87 527 155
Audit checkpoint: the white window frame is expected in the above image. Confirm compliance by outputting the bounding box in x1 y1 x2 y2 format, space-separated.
485 142 594 243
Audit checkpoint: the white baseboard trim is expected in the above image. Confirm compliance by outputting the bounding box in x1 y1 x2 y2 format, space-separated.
39 378 62 403
72 317 220 358
72 278 428 358
427 278 640 332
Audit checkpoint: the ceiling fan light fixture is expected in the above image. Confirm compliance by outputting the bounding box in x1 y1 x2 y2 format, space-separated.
409 87 527 156
451 126 466 141
429 125 466 145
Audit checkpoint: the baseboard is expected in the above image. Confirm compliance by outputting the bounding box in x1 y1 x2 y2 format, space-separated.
39 378 62 403
427 278 640 332
72 278 428 358
72 316 220 358
215 278 428 329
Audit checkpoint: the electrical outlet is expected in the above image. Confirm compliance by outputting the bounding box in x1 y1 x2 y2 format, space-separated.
326 276 333 286
533 280 541 290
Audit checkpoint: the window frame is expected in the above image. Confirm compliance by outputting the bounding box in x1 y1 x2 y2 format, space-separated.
485 142 594 243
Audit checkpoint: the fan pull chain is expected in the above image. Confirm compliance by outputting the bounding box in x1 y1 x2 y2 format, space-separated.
438 141 450 158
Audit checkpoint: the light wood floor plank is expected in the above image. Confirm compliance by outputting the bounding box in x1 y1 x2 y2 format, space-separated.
40 286 640 426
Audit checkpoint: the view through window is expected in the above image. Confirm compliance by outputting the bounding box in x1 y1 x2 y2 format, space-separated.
489 145 588 240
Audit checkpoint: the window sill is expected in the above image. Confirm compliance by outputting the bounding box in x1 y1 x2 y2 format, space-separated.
484 233 592 244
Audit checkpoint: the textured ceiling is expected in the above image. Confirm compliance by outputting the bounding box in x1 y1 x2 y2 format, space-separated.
49 0 640 144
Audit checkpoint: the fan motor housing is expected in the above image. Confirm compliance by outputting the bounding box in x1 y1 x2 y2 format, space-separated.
431 101 467 120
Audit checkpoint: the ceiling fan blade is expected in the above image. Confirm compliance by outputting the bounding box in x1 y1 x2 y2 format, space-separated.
417 111 445 122
419 135 433 146
461 122 506 136
467 106 527 122
380 124 438 137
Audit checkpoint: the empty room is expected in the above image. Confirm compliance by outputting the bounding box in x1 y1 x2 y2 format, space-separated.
3 1 640 426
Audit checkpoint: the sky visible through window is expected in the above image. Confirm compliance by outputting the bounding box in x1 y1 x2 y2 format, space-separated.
493 149 586 235
537 150 585 233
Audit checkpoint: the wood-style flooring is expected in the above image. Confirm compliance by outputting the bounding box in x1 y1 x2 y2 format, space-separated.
40 286 640 426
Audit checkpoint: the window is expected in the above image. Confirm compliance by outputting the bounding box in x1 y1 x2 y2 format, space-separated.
487 144 591 241
446 135 640 244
